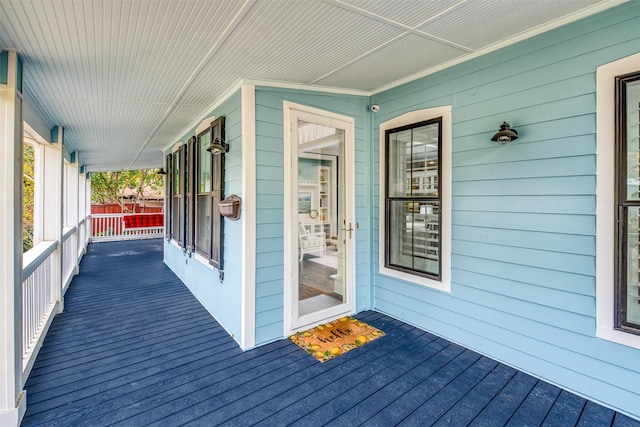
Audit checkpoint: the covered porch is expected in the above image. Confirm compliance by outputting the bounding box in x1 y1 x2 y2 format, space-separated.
21 239 639 426
3 1 640 424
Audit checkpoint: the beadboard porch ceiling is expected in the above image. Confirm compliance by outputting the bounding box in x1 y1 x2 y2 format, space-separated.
0 0 625 171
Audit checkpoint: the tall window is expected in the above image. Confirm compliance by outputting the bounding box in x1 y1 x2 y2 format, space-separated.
172 146 185 245
385 118 442 279
195 117 225 270
186 136 196 252
616 71 640 333
165 153 172 240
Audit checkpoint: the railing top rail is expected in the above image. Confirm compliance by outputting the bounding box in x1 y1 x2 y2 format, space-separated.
62 226 77 240
122 212 164 216
91 212 162 218
23 240 58 278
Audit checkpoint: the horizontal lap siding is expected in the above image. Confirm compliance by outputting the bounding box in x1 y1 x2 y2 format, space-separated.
164 91 244 342
254 88 369 345
371 3 640 418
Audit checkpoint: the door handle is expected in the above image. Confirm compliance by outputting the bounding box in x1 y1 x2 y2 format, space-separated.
341 223 354 239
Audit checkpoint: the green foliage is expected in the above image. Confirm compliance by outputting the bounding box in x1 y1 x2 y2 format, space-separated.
90 169 164 212
23 143 35 252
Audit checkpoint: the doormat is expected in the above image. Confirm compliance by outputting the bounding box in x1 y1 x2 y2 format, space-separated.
289 317 385 362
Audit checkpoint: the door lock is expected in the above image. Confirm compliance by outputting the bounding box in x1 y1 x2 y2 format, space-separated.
341 223 354 239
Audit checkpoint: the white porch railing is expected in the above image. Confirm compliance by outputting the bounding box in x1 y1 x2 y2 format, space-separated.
62 226 78 293
19 211 157 390
78 217 88 262
91 213 123 241
91 213 164 242
21 240 58 382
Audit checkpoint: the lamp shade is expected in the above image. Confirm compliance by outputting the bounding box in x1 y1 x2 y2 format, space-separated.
207 138 229 155
491 122 518 144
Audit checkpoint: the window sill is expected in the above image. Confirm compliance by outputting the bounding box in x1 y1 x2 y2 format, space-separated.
193 252 215 270
379 265 450 293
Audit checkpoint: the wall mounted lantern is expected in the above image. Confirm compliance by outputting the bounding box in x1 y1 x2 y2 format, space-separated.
207 138 229 155
490 122 518 144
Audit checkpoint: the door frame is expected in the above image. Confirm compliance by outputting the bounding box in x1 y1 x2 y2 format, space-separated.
283 101 356 335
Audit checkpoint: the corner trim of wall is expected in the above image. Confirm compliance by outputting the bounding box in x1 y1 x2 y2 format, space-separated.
240 84 257 350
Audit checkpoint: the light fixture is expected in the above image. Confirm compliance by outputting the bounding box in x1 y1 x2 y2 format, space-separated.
491 122 518 144
206 138 229 155
157 168 167 175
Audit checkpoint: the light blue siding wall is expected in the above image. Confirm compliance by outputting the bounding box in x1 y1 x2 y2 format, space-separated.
254 88 370 345
164 90 244 342
371 3 640 418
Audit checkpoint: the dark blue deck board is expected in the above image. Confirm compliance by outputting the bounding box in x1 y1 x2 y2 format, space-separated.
506 381 562 426
432 363 518 426
215 321 426 426
21 239 640 426
274 336 452 427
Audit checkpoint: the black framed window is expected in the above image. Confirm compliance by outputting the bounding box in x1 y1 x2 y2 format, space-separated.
195 116 225 270
165 153 172 240
186 136 196 253
616 71 640 333
172 146 185 245
385 118 442 279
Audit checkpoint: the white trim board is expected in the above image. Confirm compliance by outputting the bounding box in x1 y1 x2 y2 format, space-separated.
595 51 640 349
377 106 452 293
240 84 257 350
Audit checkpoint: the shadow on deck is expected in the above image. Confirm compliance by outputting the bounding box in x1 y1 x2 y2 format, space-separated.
22 239 640 426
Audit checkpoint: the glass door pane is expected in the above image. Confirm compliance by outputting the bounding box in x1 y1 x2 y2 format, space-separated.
296 120 346 318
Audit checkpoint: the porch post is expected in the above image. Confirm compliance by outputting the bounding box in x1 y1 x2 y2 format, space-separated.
0 50 27 425
44 127 64 312
78 167 87 254
86 174 92 240
67 152 79 274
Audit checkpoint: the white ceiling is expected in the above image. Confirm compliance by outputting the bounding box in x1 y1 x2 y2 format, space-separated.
0 0 624 171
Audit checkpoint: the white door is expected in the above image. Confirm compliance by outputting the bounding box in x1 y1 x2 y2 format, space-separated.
284 102 355 334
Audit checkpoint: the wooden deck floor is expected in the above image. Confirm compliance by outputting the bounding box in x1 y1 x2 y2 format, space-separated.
22 239 640 426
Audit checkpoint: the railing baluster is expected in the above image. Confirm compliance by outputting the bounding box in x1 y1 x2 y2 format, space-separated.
91 212 164 242
21 241 58 380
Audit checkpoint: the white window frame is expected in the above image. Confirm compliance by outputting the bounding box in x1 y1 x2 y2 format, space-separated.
596 51 640 349
378 106 452 292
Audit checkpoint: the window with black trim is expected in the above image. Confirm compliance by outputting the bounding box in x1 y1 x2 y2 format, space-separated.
165 153 172 240
385 118 442 279
186 136 196 252
172 146 185 245
616 70 640 334
195 117 225 270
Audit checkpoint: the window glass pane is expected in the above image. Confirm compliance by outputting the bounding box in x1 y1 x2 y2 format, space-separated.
388 200 440 276
388 129 412 197
198 133 211 194
196 194 211 256
388 123 440 198
173 152 180 196
411 124 440 196
626 207 640 327
626 80 640 201
626 80 640 328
